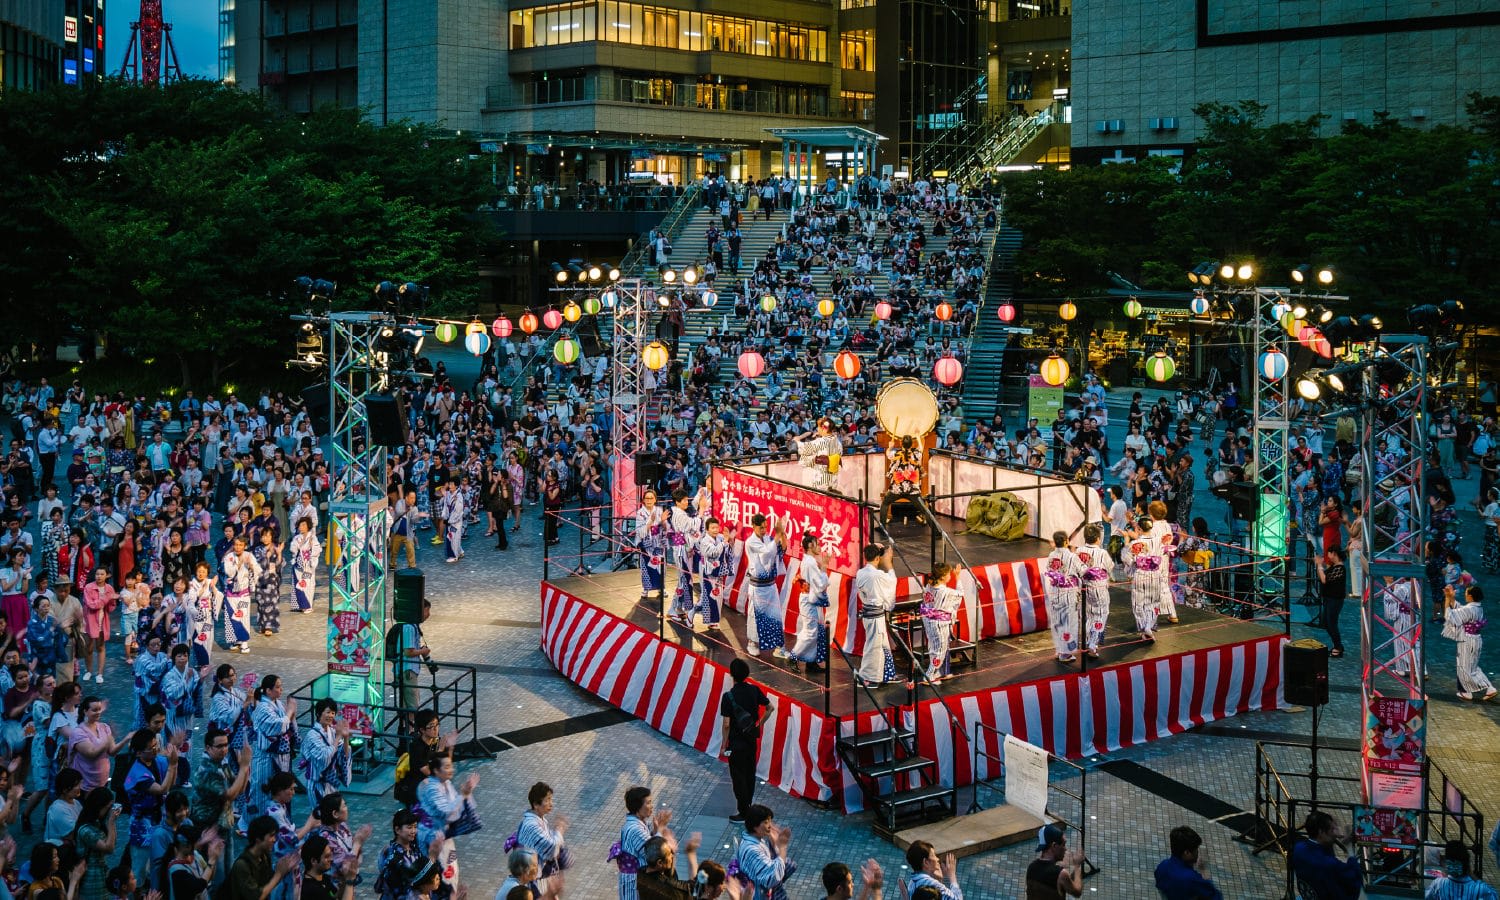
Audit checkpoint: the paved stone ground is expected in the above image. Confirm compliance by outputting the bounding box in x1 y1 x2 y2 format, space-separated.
8 367 1499 898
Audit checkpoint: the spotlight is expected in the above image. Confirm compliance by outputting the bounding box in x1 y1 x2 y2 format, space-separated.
662 269 677 283
1187 262 1217 286
682 267 699 285
1325 373 1345 393
608 267 622 281
587 265 602 281
1440 299 1464 321
1219 263 1236 280
1291 304 1309 320
1296 376 1321 401
398 282 428 307
1290 264 1310 285
1316 267 1335 286
1358 313 1383 334
1314 306 1334 324
374 281 399 304
555 269 569 283
1321 315 1360 344
1407 304 1443 329
657 292 672 308
1236 263 1254 281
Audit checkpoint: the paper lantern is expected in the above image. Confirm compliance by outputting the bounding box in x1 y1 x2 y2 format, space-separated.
760 294 777 313
998 302 1017 323
935 302 953 321
519 313 538 335
1258 348 1289 381
642 341 669 371
1296 325 1319 347
833 349 862 380
491 316 512 338
464 330 490 357
1304 329 1333 359
1280 310 1298 334
700 290 718 308
1271 301 1291 322
1040 353 1069 387
542 308 564 330
738 350 767 379
553 337 580 364
1123 298 1143 319
582 296 602 316
933 356 964 386
433 322 458 343
563 300 581 323
601 290 618 310
817 298 836 318
1058 301 1077 321
1145 351 1176 383
874 301 893 320
1189 295 1210 316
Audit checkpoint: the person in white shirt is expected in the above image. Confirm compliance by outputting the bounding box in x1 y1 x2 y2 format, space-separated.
853 543 897 686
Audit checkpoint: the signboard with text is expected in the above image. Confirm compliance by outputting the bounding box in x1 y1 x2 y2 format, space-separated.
711 467 865 575
1353 805 1420 848
1027 374 1064 424
1363 695 1426 809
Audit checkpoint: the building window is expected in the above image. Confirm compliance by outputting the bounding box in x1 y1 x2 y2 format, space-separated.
840 31 872 71
839 90 875 121
510 1 826 62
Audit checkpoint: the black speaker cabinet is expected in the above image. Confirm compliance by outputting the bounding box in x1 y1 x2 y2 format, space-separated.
366 393 409 447
634 451 663 486
1283 638 1329 707
300 384 331 434
393 568 425 624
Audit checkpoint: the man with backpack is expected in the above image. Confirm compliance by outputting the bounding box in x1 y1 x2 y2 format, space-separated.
718 657 773 823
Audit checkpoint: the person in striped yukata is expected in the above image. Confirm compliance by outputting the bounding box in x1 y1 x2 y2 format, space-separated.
1043 531 1085 664
1425 841 1497 899
438 480 466 563
668 486 710 624
1443 582 1497 702
612 785 671 900
1076 524 1114 659
1122 529 1168 642
512 781 571 880
905 839 964 899
733 804 795 900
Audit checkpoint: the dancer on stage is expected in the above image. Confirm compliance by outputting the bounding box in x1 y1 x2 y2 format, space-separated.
667 486 710 626
1122 526 1167 642
1076 524 1114 659
1443 582 1496 701
1043 531 1084 663
794 417 843 492
633 489 669 604
788 534 831 672
439 480 466 563
1383 577 1421 677
694 518 732 629
744 515 789 658
1142 501 1178 623
919 562 963 682
854 543 897 686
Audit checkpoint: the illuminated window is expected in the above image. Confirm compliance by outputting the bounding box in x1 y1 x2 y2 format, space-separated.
510 1 826 61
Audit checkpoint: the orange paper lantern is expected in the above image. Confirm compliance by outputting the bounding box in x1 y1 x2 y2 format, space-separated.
935 302 953 321
519 312 538 334
833 350 862 380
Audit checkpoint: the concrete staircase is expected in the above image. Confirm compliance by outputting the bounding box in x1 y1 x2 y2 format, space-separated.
959 225 1024 425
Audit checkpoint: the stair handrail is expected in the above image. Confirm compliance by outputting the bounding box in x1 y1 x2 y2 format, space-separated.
616 183 705 280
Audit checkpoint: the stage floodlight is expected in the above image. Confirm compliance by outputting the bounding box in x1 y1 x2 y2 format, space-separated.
1219 263 1236 280
1296 376 1321 401
1317 267 1335 286
1236 263 1254 281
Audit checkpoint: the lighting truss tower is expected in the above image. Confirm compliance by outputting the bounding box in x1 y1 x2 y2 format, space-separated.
323 312 392 735
119 0 183 85
1356 334 1430 886
1249 287 1292 615
608 278 656 515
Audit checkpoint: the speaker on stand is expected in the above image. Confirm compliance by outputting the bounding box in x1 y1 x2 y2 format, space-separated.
1283 638 1329 805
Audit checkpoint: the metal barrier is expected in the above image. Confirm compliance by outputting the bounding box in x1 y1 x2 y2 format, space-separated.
1248 740 1486 897
971 720 1099 878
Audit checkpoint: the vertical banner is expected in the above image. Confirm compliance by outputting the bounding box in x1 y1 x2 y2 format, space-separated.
710 467 865 575
1362 695 1426 809
327 501 388 679
1003 735 1050 821
1027 374 1064 424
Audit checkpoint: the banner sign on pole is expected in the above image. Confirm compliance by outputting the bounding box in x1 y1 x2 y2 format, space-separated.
1352 805 1420 847
1027 374 1064 423
1362 695 1425 809
1003 735 1049 821
711 467 864 575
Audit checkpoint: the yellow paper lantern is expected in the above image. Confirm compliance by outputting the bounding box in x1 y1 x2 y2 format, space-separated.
817 298 836 318
563 300 582 323
642 341 670 371
1058 301 1077 321
1040 353 1070 387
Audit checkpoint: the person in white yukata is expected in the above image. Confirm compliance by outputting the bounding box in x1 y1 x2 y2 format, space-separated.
439 480 466 563
1444 582 1497 701
694 518 733 629
611 785 672 900
1382 577 1421 678
854 543 898 686
1076 524 1114 659
512 781 572 880
919 562 964 682
788 534 832 672
667 486 711 625
1143 501 1178 623
1122 527 1168 642
794 418 844 493
160 644 205 741
221 536 259 653
1043 531 1085 663
634 490 670 604
744 515 790 658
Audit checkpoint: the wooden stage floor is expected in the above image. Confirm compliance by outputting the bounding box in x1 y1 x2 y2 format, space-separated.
875 514 1050 580
547 569 1284 719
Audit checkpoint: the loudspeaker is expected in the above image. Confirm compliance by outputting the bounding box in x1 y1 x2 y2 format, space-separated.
634 451 663 486
394 568 425 624
1283 638 1329 706
301 384 330 434
366 393 409 447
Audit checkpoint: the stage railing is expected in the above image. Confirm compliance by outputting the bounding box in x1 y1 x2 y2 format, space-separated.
971 721 1099 879
1249 740 1486 897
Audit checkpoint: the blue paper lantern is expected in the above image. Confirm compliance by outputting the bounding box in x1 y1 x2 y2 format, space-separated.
1189 295 1210 316
1258 348 1289 381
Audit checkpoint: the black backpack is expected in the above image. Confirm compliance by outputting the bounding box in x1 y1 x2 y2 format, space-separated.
726 689 758 740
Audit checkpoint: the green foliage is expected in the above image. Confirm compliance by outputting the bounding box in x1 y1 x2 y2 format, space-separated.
1002 97 1500 315
0 79 497 388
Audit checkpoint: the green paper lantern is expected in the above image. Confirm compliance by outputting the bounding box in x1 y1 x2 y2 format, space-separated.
1145 352 1176 383
1123 298 1143 319
582 296 602 316
760 294 777 313
434 322 459 343
553 337 580 364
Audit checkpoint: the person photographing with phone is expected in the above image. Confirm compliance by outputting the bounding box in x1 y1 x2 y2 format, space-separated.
719 658 773 824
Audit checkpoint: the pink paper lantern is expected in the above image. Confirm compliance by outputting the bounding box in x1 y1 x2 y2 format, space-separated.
738 350 767 379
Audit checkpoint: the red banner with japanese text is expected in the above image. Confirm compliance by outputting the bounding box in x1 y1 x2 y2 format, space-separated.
711 466 866 575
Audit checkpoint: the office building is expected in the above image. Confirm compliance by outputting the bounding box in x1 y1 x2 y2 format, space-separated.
226 0 359 112
1072 0 1500 164
1 0 104 90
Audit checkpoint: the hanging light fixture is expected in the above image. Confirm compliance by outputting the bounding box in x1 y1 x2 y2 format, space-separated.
562 300 582 323
553 336 580 364
738 350 767 379
1122 298 1142 319
1145 351 1176 383
816 298 835 318
998 302 1017 323
519 312 539 335
760 294 777 313
833 349 862 380
433 322 459 343
491 316 513 338
1271 301 1291 322
1040 353 1070 387
935 302 953 321
874 301 893 320
1058 301 1077 321
463 322 490 356
600 289 618 310
542 308 564 330
933 356 964 386
1189 294 1210 316
1295 375 1321 401
1258 347 1289 381
642 341 670 371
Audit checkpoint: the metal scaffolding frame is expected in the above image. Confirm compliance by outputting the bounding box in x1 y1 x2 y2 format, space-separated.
1250 287 1293 622
608 278 657 511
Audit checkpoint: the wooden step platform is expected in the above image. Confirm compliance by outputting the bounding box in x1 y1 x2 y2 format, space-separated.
891 804 1052 860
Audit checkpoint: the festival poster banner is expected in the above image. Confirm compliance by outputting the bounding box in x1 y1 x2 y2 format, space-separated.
1363 695 1426 809
1028 374 1064 423
328 608 376 675
1352 805 1421 848
710 467 865 574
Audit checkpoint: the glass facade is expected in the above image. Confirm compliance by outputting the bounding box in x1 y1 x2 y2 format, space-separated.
840 31 872 71
509 1 828 61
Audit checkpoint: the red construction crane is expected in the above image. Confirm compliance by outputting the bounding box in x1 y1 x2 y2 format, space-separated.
118 0 182 85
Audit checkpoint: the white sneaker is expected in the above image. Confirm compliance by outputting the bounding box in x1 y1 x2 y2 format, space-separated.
81 671 92 681
95 673 105 684
772 648 792 660
239 644 252 654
